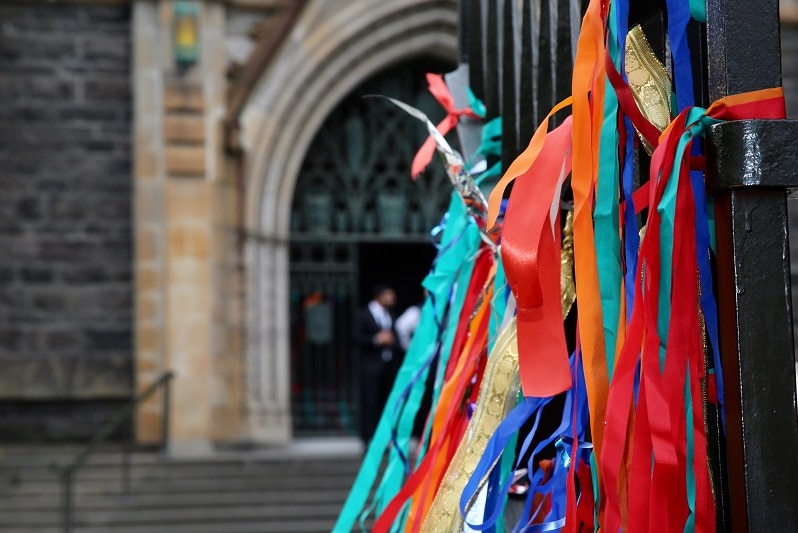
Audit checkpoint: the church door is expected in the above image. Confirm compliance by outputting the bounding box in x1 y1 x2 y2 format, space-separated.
289 58 454 436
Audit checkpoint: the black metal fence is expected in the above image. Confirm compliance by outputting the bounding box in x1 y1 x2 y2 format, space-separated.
464 0 798 529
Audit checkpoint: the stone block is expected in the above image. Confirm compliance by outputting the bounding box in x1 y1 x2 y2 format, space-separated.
85 5 131 24
136 351 161 376
20 268 53 283
164 85 204 112
15 198 40 220
85 79 131 102
85 328 132 351
45 330 82 350
136 295 158 323
83 36 131 63
165 145 206 177
134 141 158 179
137 266 160 293
164 114 205 143
0 400 131 442
0 330 22 351
136 408 165 445
61 266 107 284
136 325 159 353
168 225 210 260
136 228 159 261
0 356 132 400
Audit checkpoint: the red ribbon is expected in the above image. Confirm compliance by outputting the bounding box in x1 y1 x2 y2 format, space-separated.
600 88 786 532
411 73 481 179
501 117 573 397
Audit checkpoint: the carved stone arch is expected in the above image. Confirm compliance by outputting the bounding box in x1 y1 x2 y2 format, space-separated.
238 0 458 442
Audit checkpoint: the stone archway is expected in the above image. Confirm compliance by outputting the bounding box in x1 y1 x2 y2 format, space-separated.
238 0 458 443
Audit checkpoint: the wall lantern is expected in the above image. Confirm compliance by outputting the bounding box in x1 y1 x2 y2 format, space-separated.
174 1 200 71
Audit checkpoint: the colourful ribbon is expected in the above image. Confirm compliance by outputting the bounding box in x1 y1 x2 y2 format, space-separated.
501 116 573 397
411 73 481 178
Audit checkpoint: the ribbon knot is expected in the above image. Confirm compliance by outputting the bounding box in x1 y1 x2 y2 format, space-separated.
411 73 481 179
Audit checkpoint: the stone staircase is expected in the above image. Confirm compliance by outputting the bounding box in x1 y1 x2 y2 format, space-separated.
0 439 363 533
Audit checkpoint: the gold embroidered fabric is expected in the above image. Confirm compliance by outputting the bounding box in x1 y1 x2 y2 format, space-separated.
561 210 576 318
625 24 673 154
419 317 521 533
420 212 577 532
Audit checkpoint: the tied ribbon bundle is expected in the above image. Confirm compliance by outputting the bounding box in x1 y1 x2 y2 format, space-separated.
335 0 788 529
479 0 787 531
412 73 482 178
333 191 485 533
372 248 496 532
600 90 786 532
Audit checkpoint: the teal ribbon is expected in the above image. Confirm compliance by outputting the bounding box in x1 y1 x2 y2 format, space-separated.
488 258 507 352
594 2 624 380
656 107 715 369
690 0 706 23
468 86 487 119
657 108 721 530
333 193 481 532
685 365 696 533
472 117 503 188
379 199 481 531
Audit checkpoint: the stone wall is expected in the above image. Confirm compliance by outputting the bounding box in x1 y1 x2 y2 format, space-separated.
0 4 133 440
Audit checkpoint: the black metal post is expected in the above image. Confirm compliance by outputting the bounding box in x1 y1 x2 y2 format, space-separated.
123 430 132 497
705 0 798 529
501 0 518 173
162 375 171 455
459 0 470 63
484 0 501 119
536 0 554 124
467 0 484 101
519 0 536 142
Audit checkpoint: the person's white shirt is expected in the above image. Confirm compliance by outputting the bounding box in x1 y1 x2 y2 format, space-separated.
395 305 421 351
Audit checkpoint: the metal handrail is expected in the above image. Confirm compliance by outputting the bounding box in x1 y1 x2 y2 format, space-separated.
60 371 174 533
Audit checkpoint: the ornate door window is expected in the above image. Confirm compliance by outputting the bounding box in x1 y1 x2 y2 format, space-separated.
290 58 454 436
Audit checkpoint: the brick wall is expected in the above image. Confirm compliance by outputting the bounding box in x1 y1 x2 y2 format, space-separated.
0 4 133 440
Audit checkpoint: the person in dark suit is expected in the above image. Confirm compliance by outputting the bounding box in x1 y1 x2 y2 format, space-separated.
355 284 399 444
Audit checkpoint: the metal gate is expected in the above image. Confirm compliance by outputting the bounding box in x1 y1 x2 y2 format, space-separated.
289 58 454 436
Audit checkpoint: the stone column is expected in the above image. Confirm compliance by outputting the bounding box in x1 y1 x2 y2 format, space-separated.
133 0 227 455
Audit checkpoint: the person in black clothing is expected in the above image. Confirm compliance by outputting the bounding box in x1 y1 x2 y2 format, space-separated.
355 284 399 444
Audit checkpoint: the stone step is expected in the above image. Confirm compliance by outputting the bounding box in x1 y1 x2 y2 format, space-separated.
0 458 362 481
2 474 356 497
0 503 345 527
1 488 348 510
0 438 362 463
0 442 362 532
0 519 341 533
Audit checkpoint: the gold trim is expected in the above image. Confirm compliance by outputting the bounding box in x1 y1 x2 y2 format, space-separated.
625 25 673 154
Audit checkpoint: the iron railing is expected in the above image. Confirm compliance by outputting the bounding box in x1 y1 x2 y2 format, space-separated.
464 0 798 529
60 371 173 533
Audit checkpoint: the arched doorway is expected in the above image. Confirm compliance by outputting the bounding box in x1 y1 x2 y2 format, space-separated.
289 58 454 436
